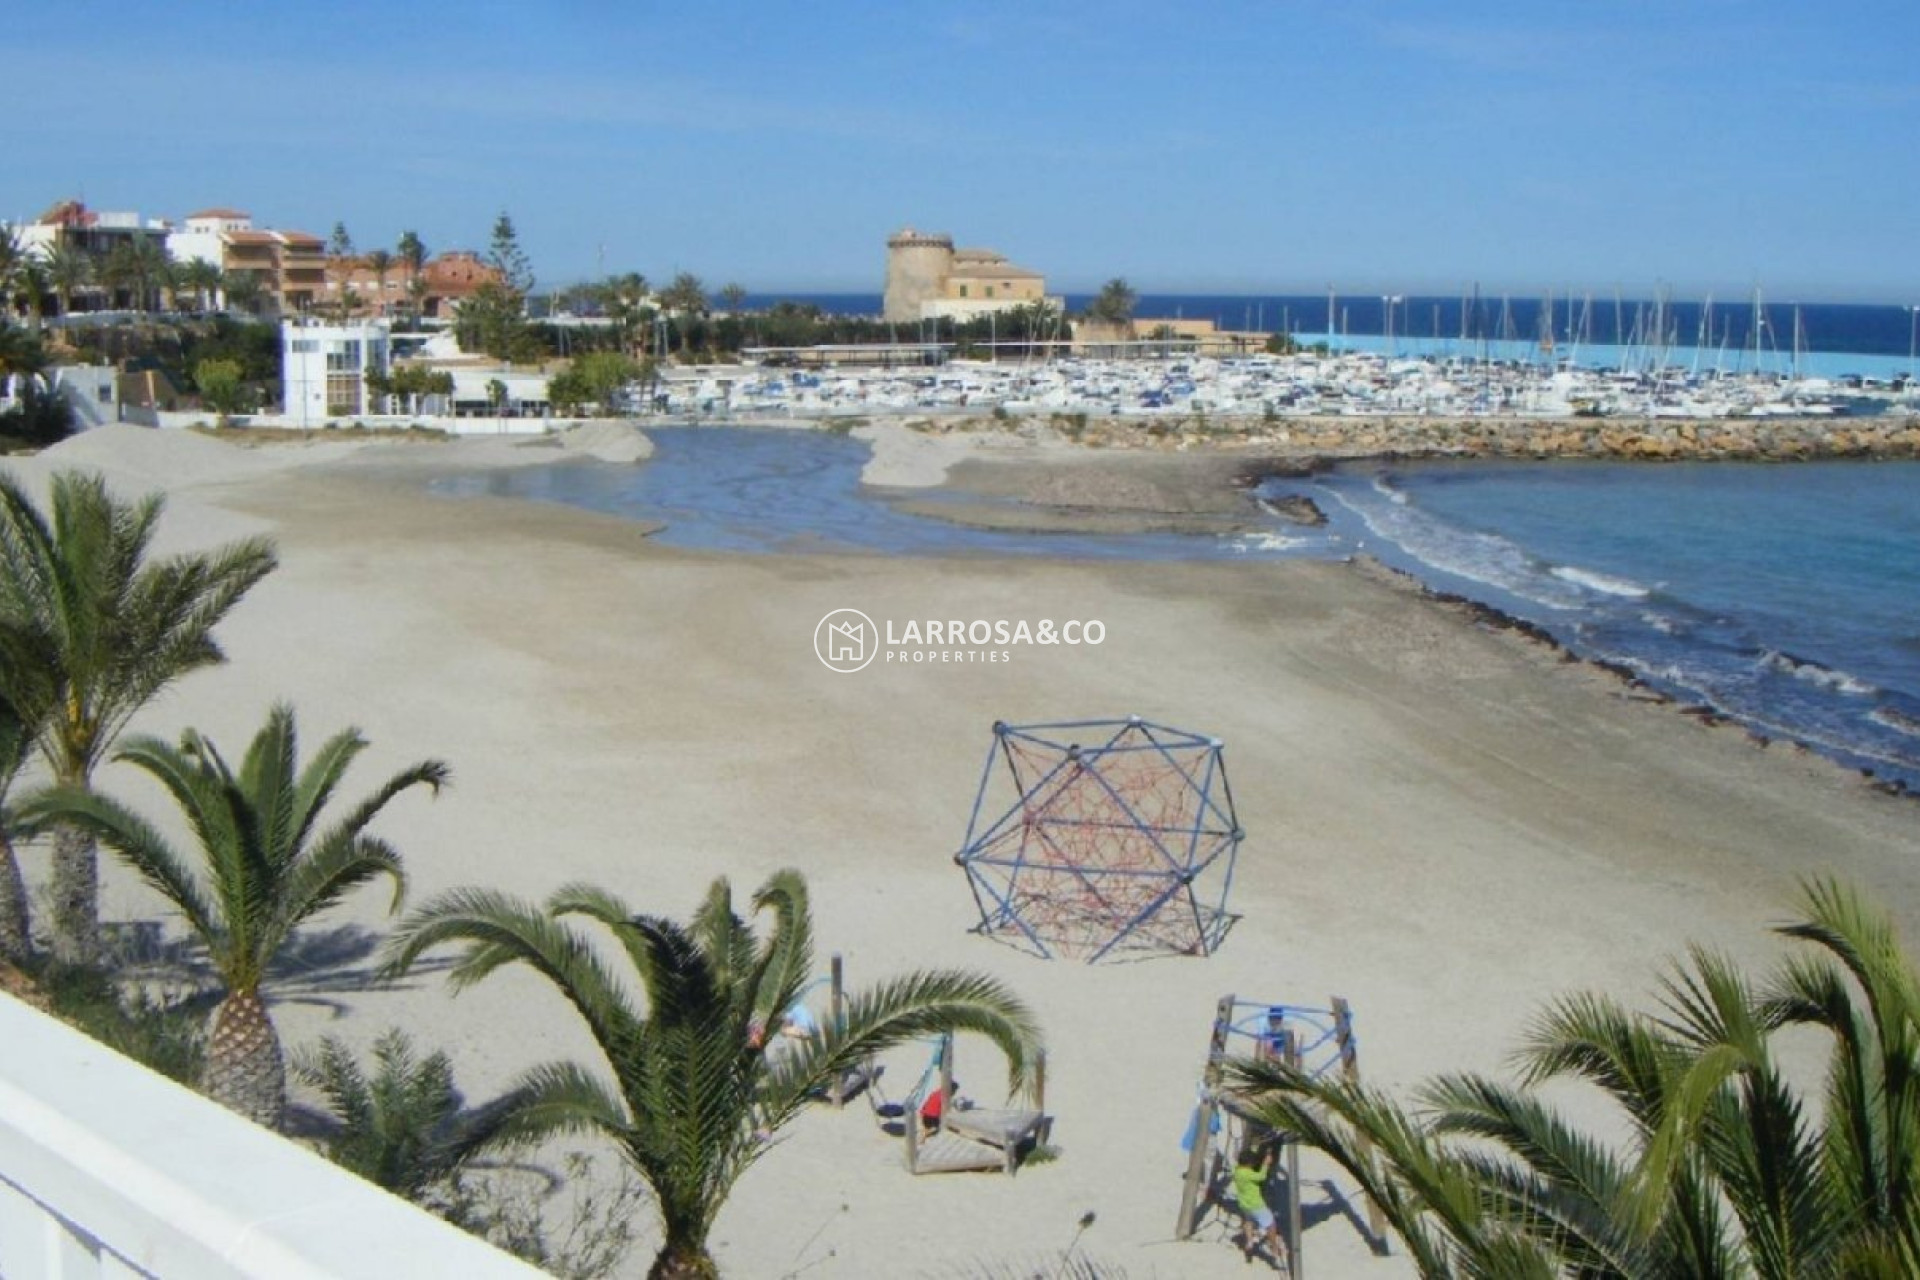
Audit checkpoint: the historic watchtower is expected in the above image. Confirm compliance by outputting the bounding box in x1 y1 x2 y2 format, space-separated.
883 227 955 323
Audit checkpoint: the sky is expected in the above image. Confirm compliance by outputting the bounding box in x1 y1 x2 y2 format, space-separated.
10 1 1920 301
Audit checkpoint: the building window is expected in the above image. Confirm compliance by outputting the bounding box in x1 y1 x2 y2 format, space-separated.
958 285 968 298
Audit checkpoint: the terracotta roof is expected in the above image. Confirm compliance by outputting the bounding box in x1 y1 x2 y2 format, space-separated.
35 199 94 227
277 231 324 248
187 207 250 220
225 230 276 244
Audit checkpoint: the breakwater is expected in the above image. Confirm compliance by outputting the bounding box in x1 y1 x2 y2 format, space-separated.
923 411 1920 463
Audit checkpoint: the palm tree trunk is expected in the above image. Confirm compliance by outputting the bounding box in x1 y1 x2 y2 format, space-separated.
0 831 31 966
206 989 286 1129
647 1239 719 1280
48 822 98 966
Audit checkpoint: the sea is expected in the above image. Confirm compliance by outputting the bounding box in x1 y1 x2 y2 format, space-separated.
740 291 1920 382
434 425 1920 795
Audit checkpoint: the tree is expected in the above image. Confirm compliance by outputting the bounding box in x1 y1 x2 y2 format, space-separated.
328 221 355 260
0 229 26 321
381 870 1044 1279
456 284 539 366
718 283 747 314
1228 877 1920 1277
0 691 33 965
221 269 265 317
44 241 91 317
194 357 247 423
364 249 394 317
294 1028 498 1200
1086 278 1138 327
177 258 224 314
396 231 427 325
550 351 642 416
488 212 534 297
658 274 709 355
20 705 448 1127
0 471 278 965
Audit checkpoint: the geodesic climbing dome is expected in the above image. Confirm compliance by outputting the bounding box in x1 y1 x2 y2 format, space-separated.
955 718 1243 962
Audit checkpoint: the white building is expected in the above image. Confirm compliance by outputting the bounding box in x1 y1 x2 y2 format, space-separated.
281 318 390 424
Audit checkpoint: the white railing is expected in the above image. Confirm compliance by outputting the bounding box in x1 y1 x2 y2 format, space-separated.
0 996 543 1279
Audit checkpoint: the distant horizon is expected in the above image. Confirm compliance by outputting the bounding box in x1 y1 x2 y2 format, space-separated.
11 4 1915 305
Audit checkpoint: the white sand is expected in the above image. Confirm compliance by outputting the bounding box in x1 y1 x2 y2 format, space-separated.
8 428 1920 1278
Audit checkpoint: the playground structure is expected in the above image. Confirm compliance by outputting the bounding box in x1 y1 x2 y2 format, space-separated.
784 957 1050 1175
1175 995 1387 1276
898 1031 1051 1175
955 718 1244 962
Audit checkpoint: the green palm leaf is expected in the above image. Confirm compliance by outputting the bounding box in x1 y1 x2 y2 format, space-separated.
383 868 1043 1278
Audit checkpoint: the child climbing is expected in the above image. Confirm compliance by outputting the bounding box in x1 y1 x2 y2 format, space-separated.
1231 1144 1288 1268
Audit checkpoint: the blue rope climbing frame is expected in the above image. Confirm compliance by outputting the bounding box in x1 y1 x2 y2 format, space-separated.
955 717 1244 962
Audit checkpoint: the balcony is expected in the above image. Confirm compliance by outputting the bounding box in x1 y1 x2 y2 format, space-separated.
0 996 540 1278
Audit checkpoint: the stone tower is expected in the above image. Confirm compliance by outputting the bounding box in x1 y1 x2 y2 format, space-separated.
883 227 954 323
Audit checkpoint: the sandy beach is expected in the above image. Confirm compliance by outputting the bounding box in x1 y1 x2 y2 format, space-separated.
9 423 1920 1278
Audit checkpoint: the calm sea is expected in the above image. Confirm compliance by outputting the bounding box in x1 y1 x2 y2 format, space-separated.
432 430 1920 792
1283 461 1920 792
743 291 1920 370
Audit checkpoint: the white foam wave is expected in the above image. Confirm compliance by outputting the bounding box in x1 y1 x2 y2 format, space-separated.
1757 650 1877 697
1870 707 1920 739
1322 484 1583 611
1551 565 1651 599
1225 531 1308 554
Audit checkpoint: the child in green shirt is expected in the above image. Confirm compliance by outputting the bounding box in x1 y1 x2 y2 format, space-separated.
1231 1144 1287 1267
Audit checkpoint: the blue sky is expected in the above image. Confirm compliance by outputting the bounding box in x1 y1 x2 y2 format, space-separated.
11 1 1919 300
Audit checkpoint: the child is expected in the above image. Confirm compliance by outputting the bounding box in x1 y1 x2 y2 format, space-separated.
1231 1144 1287 1266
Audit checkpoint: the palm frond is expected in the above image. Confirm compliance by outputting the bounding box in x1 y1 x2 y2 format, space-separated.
381 888 638 1055
12 780 220 948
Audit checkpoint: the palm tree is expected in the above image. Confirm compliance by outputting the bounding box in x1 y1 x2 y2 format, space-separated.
20 705 449 1127
0 470 278 965
382 869 1044 1279
294 1027 500 1200
364 249 394 317
221 269 264 317
0 228 26 321
0 690 35 965
44 241 92 317
177 258 223 314
396 231 427 325
1227 876 1920 1277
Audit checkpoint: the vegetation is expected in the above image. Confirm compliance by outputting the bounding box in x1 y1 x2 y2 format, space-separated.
0 470 277 965
294 1027 496 1200
381 869 1044 1279
193 357 247 422
363 364 455 415
34 960 211 1085
1085 278 1138 327
547 351 647 416
0 691 30 964
1228 877 1920 1278
20 704 448 1127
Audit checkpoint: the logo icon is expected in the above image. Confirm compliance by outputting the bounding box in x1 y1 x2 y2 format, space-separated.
814 608 877 673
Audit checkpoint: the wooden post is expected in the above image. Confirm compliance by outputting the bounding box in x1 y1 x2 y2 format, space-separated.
827 953 845 1107
1176 995 1236 1240
1283 1028 1303 1280
1332 997 1388 1250
935 1031 954 1137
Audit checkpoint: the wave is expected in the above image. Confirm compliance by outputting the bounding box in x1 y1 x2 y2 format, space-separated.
1756 649 1878 697
1551 565 1652 599
1870 707 1920 739
1320 483 1587 611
